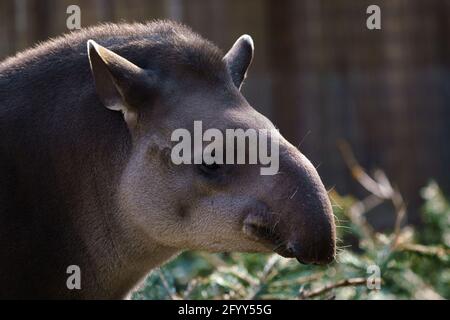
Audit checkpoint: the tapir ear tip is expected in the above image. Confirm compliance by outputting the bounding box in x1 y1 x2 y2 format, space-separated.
240 34 254 45
239 34 254 51
87 39 95 48
87 39 101 54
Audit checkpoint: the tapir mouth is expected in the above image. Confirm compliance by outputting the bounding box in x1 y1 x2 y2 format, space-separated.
242 217 297 258
242 221 297 259
243 221 283 248
243 212 335 266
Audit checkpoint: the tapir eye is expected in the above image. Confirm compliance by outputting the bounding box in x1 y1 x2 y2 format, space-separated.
199 161 221 175
197 149 224 177
200 150 222 176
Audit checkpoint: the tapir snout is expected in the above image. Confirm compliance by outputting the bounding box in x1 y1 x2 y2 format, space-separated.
284 152 336 265
243 143 336 265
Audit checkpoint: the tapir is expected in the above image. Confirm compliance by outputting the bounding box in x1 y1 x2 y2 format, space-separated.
0 21 335 299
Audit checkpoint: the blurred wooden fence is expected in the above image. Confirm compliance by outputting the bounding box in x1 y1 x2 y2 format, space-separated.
1 0 449 225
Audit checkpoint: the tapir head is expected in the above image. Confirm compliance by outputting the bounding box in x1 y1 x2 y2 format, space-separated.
87 24 335 265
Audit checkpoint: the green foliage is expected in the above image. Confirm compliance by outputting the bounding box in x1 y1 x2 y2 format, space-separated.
132 181 449 300
419 181 450 246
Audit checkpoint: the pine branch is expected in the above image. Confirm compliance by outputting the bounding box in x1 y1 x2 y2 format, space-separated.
299 277 367 299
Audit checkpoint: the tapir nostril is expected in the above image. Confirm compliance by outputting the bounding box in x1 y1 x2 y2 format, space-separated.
285 244 295 256
288 239 335 265
286 243 300 256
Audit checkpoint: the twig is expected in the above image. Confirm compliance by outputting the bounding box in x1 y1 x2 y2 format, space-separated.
157 269 181 300
299 277 367 299
397 243 450 258
338 140 407 249
271 271 325 288
182 278 199 299
246 255 280 299
338 141 390 198
390 186 407 249
218 266 259 286
347 194 381 241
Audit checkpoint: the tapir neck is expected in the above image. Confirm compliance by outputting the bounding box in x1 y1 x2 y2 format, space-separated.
81 221 179 299
0 44 179 298
68 140 179 299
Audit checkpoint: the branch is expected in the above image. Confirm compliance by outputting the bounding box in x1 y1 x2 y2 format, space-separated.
347 194 381 241
157 269 181 300
271 271 325 288
338 141 391 198
299 277 367 299
246 254 280 299
338 140 407 249
397 243 450 258
390 186 407 249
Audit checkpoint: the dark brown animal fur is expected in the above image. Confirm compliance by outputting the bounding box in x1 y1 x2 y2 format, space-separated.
0 21 335 299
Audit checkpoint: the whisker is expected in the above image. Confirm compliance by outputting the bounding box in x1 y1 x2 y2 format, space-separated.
329 194 342 210
297 130 311 149
332 213 343 224
272 240 288 252
271 218 281 234
289 187 299 200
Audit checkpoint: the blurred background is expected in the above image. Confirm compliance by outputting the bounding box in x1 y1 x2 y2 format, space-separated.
1 0 449 225
1 0 449 299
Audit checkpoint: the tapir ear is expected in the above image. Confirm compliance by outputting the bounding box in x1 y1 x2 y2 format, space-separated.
87 39 152 126
223 35 254 90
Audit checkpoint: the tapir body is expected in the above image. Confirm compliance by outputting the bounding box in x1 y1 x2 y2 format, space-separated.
0 21 335 299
